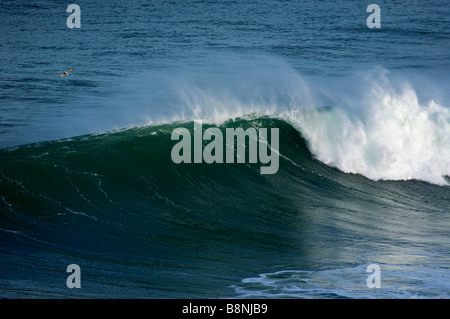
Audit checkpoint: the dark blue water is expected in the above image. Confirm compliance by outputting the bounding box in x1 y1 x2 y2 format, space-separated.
1 0 449 298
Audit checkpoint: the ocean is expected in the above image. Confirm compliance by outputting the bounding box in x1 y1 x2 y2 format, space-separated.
0 0 449 299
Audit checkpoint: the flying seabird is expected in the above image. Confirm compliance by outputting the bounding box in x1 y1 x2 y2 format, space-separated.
59 68 74 78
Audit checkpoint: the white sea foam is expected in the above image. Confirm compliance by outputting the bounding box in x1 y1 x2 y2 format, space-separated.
287 72 450 185
232 253 450 299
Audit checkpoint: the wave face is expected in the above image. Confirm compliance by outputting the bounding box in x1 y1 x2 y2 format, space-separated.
1 117 449 298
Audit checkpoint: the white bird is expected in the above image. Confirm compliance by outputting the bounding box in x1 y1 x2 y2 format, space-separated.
59 68 74 78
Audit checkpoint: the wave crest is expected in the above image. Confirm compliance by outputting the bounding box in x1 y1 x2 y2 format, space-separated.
289 73 450 185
